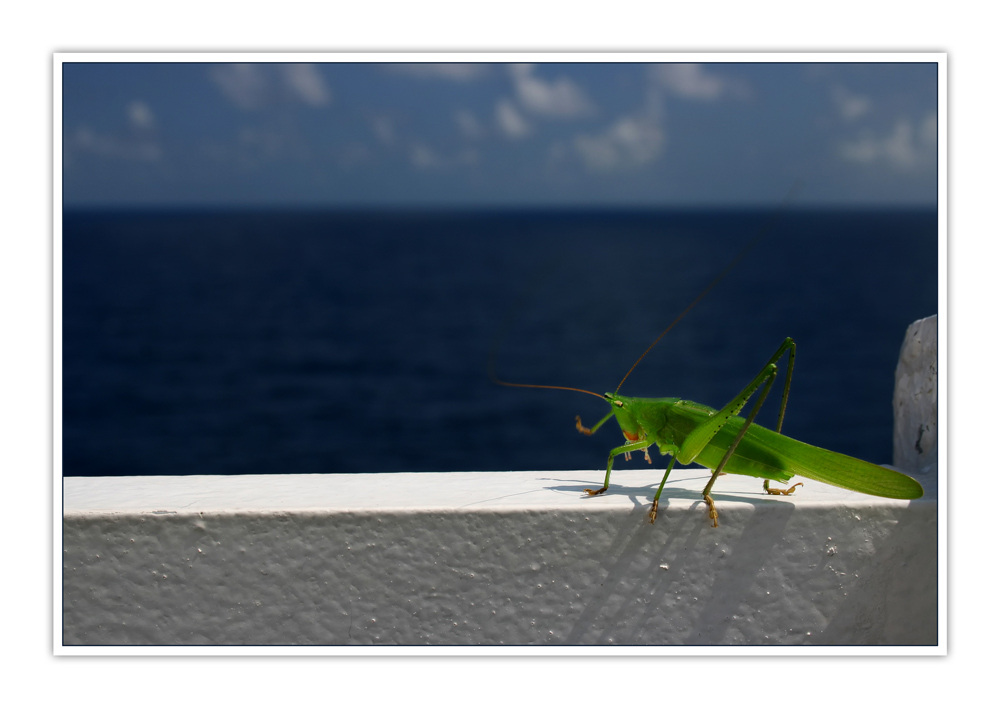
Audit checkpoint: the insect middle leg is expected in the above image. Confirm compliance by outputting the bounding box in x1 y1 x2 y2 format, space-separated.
648 455 678 524
624 446 653 463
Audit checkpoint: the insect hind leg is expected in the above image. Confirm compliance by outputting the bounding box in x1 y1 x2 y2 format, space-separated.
699 361 782 527
763 480 804 496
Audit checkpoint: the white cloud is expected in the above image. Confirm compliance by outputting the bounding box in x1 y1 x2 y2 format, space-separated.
509 64 593 118
230 124 319 167
831 86 870 121
407 143 478 170
569 91 665 172
210 63 332 109
839 113 937 171
649 63 743 101
210 64 269 110
72 126 161 162
456 109 484 139
920 112 937 146
127 101 155 130
410 143 442 169
496 99 531 139
388 64 487 81
70 101 161 162
282 64 332 106
573 113 665 172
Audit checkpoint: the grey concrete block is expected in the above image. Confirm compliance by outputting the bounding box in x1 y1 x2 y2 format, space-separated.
893 315 938 476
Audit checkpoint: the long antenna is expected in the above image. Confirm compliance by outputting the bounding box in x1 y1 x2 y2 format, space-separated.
489 374 608 401
615 181 803 394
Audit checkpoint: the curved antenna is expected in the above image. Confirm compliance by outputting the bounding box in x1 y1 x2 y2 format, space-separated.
615 181 803 394
488 369 608 401
487 315 606 400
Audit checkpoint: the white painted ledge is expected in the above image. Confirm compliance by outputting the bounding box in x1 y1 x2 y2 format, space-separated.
62 468 937 648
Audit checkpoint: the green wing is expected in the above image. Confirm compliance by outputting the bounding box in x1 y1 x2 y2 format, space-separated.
667 401 924 499
742 425 923 499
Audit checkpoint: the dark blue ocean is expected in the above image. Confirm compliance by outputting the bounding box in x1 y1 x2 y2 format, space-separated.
62 209 937 477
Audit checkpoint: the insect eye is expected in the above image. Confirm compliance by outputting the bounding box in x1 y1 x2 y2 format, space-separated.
615 400 624 408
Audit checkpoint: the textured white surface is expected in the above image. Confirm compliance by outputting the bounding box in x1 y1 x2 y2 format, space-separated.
894 315 938 476
62 469 937 648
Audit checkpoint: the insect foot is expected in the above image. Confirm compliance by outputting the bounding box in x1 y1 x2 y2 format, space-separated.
574 416 593 436
584 486 608 496
704 495 719 528
764 482 804 496
648 500 659 524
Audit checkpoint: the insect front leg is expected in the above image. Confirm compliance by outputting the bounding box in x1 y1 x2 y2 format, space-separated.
575 410 613 436
584 440 652 497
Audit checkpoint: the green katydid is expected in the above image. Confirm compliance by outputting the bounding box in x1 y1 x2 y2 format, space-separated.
489 218 924 528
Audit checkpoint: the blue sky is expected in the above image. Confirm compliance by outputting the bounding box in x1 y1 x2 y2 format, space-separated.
61 59 939 208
